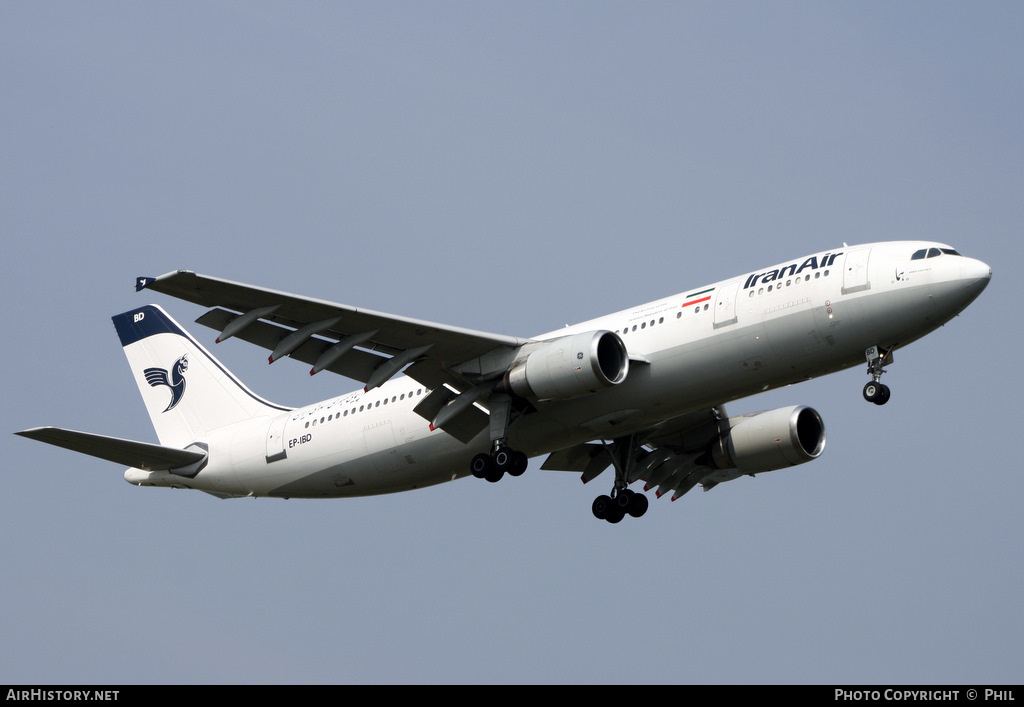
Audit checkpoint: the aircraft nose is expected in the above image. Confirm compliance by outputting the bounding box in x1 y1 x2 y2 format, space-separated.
963 257 992 288
960 256 992 301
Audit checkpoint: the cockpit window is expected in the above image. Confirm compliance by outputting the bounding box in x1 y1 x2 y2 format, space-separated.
912 247 963 261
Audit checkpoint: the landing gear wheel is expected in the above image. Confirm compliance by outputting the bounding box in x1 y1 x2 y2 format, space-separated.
470 453 492 479
863 381 891 405
492 446 514 472
508 450 528 477
875 384 891 405
628 491 649 518
615 489 635 511
593 489 649 523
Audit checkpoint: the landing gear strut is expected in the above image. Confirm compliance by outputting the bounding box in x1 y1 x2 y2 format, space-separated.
591 434 649 523
468 393 527 483
863 345 893 405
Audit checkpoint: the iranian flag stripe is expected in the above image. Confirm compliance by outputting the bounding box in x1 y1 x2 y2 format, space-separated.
682 287 715 308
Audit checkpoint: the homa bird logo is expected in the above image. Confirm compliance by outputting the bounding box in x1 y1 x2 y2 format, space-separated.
144 354 189 412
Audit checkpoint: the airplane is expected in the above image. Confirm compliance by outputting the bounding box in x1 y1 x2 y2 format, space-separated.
16 241 991 523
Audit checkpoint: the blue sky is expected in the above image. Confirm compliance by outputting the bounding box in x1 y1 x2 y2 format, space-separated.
2 2 1020 684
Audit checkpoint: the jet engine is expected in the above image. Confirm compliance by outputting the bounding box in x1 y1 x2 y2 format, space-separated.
708 405 826 473
501 330 629 401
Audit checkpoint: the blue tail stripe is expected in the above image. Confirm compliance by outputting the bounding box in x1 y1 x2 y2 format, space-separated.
112 305 184 346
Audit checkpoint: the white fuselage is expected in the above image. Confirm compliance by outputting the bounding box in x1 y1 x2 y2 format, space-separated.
127 241 990 498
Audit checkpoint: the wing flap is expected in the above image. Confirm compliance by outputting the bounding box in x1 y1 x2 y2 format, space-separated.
195 308 388 383
541 442 612 482
16 427 207 472
431 404 489 444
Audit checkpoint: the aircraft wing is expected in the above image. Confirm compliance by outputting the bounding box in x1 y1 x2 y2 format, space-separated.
137 270 531 441
137 270 528 387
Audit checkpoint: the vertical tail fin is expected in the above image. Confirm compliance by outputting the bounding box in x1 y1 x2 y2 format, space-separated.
113 305 290 447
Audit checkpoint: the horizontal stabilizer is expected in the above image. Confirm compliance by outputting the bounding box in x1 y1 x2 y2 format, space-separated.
15 427 207 472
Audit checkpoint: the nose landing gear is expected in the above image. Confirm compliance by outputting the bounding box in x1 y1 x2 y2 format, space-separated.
863 345 894 405
863 380 891 405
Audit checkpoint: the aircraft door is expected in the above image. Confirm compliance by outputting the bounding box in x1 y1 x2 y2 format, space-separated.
842 248 872 294
265 413 288 463
364 418 400 472
713 281 741 328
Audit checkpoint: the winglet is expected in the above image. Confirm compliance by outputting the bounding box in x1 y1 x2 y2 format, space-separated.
136 276 156 292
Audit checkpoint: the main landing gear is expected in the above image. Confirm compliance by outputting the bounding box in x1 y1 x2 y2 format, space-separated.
592 488 648 524
863 345 893 406
468 393 528 483
470 446 528 483
591 434 649 523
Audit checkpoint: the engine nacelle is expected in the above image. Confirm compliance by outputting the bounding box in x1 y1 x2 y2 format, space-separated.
503 330 629 401
709 405 826 473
